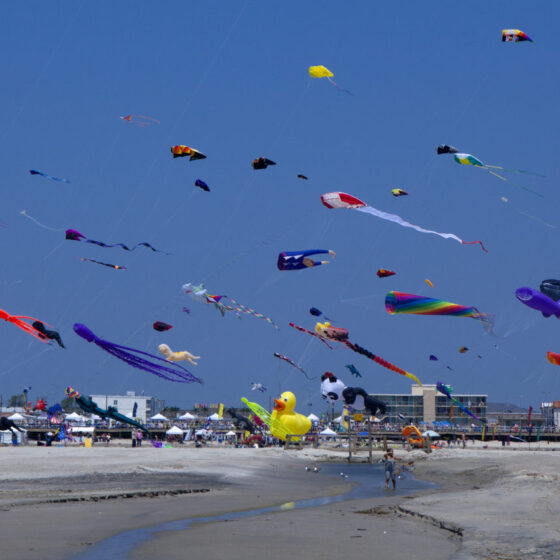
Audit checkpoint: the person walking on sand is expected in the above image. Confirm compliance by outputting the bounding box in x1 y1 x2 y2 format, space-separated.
136 430 143 447
383 449 396 490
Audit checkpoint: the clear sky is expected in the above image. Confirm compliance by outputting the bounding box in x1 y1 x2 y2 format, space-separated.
1 1 559 413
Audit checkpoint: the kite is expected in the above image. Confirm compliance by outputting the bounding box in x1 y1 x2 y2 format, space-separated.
270 391 311 441
547 352 560 366
321 373 386 416
195 179 210 192
273 352 315 380
32 321 65 348
153 321 172 332
252 157 276 170
297 174 308 180
502 29 533 42
158 344 200 366
0 418 23 432
29 169 70 183
241 397 290 440
308 65 351 94
436 145 460 155
288 322 333 349
345 364 362 378
515 287 560 318
228 299 278 329
66 229 168 254
540 279 560 302
79 258 126 270
277 249 335 270
120 114 160 127
437 382 485 423
251 383 267 392
385 291 493 331
445 152 544 198
377 269 396 278
66 387 150 434
171 145 206 160
20 210 63 231
429 355 438 361
73 323 202 383
1 310 52 343
425 279 434 288
226 408 256 433
391 189 408 197
459 346 469 354
182 307 191 314
321 192 487 252
314 322 422 385
309 307 332 321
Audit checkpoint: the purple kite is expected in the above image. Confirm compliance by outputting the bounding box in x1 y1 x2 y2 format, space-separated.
73 323 201 383
66 229 168 254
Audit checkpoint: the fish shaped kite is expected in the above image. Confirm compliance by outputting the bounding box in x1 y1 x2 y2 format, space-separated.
29 169 70 183
171 145 206 160
120 114 160 127
80 258 127 270
308 65 351 94
195 179 210 192
345 364 362 378
321 192 487 252
1 310 53 343
515 287 560 318
385 291 493 332
502 29 533 42
277 249 335 271
273 352 314 379
377 269 396 278
158 343 199 366
437 382 485 423
73 324 202 383
252 157 276 170
153 321 173 332
32 321 65 348
391 189 408 197
66 229 168 254
314 321 422 385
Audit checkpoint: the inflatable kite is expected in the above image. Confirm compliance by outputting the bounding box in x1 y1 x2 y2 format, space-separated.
120 114 160 127
241 397 290 440
385 291 493 331
345 364 362 378
194 179 210 192
314 321 422 385
1 310 53 343
226 408 256 433
273 352 314 379
277 249 335 270
0 417 23 432
158 344 200 365
32 321 65 348
321 192 487 251
547 352 560 366
288 322 333 349
321 372 387 417
437 382 484 423
80 258 126 270
271 391 311 441
515 287 560 318
251 383 266 392
540 279 560 302
29 169 70 183
297 174 308 180
502 29 533 42
391 189 408 197
436 145 460 155
171 145 206 160
309 65 351 94
377 269 396 278
153 321 172 332
66 387 150 434
73 324 202 383
66 229 168 254
252 157 276 170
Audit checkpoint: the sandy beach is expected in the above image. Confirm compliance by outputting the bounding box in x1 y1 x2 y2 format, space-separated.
0 441 558 559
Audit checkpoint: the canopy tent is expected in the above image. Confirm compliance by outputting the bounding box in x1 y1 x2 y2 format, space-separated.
166 425 184 435
65 412 86 422
69 426 94 433
225 430 236 437
207 413 220 421
150 413 169 421
178 412 196 420
320 427 336 436
307 413 320 422
422 430 441 438
7 413 25 421
333 415 343 423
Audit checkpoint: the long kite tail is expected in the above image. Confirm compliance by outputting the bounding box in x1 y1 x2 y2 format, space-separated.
85 239 169 254
485 169 544 198
345 341 422 385
327 77 353 95
485 164 545 177
451 396 483 423
288 322 333 349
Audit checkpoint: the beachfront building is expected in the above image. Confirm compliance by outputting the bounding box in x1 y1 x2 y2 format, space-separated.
540 402 560 429
369 384 487 426
89 391 164 423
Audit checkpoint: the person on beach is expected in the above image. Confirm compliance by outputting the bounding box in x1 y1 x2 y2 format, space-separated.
383 449 396 490
136 430 143 447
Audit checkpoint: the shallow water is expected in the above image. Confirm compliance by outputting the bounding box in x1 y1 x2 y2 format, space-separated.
75 462 435 559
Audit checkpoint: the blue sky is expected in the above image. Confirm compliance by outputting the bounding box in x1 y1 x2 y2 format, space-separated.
1 1 559 412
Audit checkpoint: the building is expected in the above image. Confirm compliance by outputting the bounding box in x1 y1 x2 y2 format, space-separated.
89 391 164 423
540 402 560 428
369 384 487 426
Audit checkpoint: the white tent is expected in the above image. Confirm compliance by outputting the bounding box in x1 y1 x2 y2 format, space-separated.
7 413 25 422
65 412 86 422
422 430 440 438
179 412 196 420
207 413 220 421
307 413 320 422
150 413 169 421
166 425 184 435
320 427 337 436
69 426 94 433
225 430 236 437
333 415 343 423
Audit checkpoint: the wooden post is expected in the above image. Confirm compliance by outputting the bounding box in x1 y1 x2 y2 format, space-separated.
383 435 387 452
348 433 353 463
425 435 432 453
481 425 486 442
368 420 373 464
313 433 318 449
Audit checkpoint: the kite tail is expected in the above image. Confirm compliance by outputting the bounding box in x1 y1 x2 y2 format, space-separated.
85 239 169 254
345 342 422 385
486 170 544 198
451 397 483 423
288 322 333 349
327 77 353 95
485 165 545 178
4 315 51 343
461 240 488 253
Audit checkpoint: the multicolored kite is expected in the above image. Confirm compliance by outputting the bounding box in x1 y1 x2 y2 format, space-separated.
171 145 206 160
277 249 335 270
437 382 484 423
502 29 533 42
273 352 314 379
377 269 396 278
